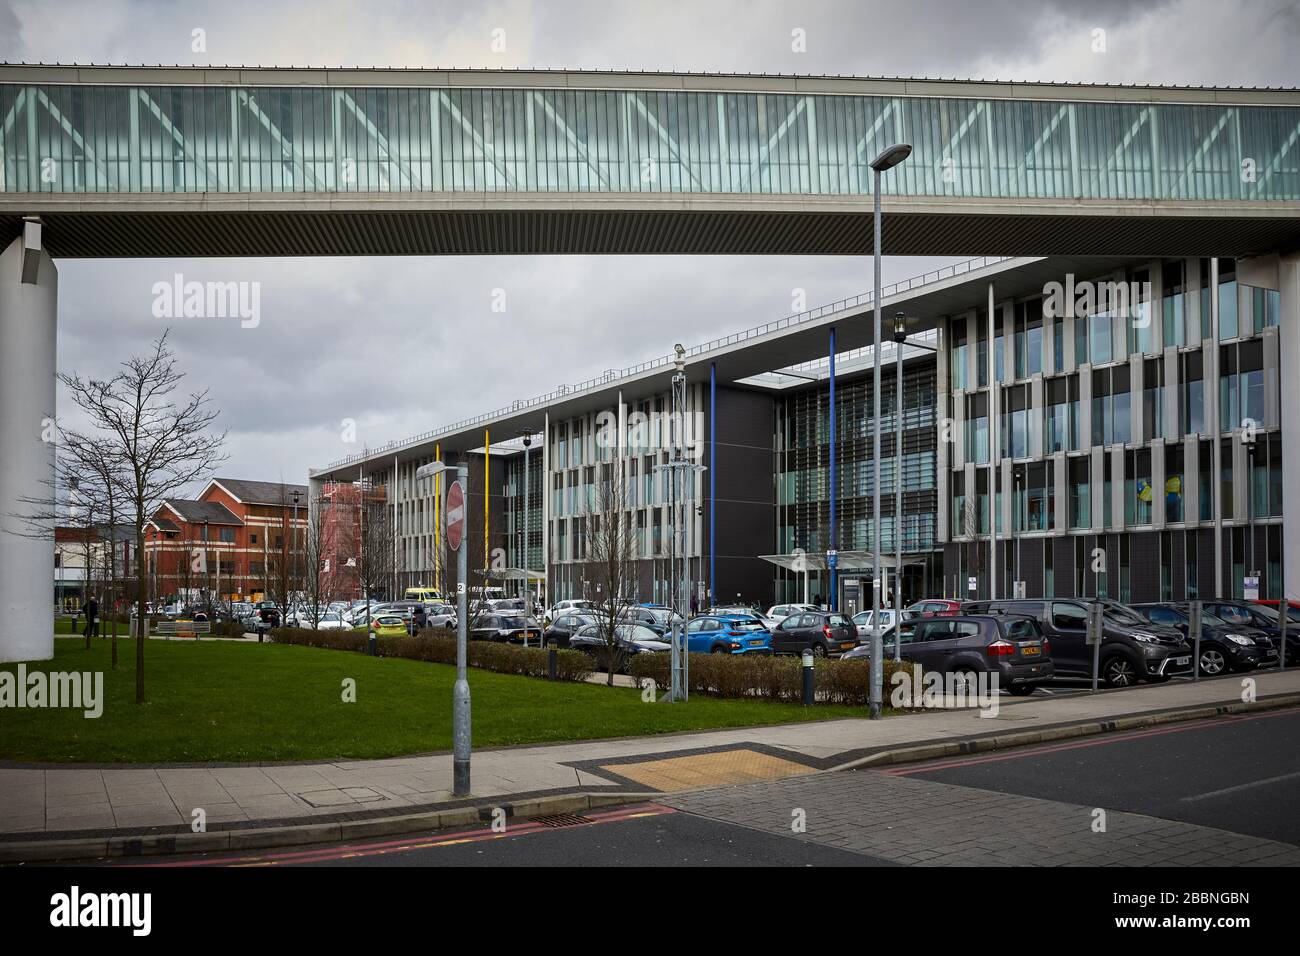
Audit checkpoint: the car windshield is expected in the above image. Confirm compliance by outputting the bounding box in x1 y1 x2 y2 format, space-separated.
616 624 661 643
1099 602 1147 625
500 616 532 628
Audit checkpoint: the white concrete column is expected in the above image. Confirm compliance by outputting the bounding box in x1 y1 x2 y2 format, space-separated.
0 227 57 662
1278 252 1300 603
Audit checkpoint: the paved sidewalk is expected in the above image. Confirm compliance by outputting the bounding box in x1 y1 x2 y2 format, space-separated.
2 668 1298 860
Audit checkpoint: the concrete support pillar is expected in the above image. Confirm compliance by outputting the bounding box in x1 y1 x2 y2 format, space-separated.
0 227 58 662
1280 252 1300 603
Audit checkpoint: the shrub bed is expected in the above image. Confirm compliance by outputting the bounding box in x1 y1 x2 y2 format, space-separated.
628 652 911 706
268 627 593 683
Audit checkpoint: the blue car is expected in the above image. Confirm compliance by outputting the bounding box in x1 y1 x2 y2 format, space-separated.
685 614 772 655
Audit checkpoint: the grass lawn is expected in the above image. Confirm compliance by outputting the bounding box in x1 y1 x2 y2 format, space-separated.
1 638 870 763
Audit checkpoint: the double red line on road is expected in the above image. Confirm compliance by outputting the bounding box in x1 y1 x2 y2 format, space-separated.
113 802 677 867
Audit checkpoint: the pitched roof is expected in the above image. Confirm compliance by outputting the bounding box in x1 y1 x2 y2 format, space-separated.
207 478 309 507
162 500 243 526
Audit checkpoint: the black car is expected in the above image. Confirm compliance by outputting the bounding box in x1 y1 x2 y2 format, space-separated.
770 610 857 657
964 598 1192 688
844 614 1055 696
1202 601 1297 666
255 601 280 627
569 623 670 672
542 612 597 648
1131 603 1274 675
469 613 542 644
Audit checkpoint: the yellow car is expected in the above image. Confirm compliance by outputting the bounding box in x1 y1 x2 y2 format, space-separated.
370 615 408 638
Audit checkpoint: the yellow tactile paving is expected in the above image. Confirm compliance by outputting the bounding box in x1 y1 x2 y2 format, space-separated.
601 748 815 792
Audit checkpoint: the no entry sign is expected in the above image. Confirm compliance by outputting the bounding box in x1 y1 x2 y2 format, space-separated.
446 479 465 552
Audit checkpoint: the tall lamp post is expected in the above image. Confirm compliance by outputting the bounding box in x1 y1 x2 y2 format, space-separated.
892 310 934 660
868 141 912 721
291 489 301 609
416 459 471 796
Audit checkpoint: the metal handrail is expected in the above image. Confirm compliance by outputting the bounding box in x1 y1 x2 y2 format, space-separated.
319 254 1013 471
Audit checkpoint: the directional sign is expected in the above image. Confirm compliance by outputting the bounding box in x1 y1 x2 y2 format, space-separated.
445 479 465 552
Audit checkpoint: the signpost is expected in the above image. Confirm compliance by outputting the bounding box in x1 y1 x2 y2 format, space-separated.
1189 600 1203 683
1087 604 1102 693
968 576 977 595
417 463 471 796
1243 574 1260 601
445 479 465 553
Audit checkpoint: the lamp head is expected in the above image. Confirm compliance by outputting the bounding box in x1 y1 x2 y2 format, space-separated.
893 312 909 343
870 143 912 172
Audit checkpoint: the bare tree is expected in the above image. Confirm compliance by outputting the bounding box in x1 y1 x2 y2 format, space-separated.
357 492 396 618
300 496 338 628
584 464 638 685
58 332 226 703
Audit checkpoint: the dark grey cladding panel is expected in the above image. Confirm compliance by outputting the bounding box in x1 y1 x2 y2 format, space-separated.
7 208 1300 258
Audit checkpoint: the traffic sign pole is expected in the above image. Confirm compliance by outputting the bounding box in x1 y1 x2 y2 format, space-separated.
419 462 471 797
1088 604 1102 694
1189 600 1203 683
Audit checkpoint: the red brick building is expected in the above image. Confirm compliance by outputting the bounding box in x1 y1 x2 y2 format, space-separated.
317 479 388 600
143 478 308 604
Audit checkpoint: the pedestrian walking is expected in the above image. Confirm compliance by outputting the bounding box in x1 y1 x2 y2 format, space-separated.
412 604 427 633
689 594 699 616
84 596 99 639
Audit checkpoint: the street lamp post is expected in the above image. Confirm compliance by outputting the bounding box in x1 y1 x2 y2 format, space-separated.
868 143 911 720
1014 467 1023 597
291 489 301 609
417 459 471 796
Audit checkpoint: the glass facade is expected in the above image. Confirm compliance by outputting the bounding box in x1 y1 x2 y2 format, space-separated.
4 83 1300 199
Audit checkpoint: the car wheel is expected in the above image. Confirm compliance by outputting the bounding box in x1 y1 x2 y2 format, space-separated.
1198 646 1227 677
710 645 728 654
809 642 826 658
1102 654 1138 688
1006 684 1036 697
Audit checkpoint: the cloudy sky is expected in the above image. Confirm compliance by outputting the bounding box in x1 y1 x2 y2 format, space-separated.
4 0 1298 489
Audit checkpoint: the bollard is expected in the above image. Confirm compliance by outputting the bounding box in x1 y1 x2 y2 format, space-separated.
369 632 378 657
801 648 815 706
547 641 558 681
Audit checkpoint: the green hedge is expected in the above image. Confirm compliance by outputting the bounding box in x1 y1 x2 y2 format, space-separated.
268 627 593 683
627 652 912 705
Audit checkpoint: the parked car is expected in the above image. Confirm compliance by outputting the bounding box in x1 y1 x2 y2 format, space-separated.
906 599 966 618
423 604 458 629
963 598 1192 687
709 606 779 629
765 603 820 625
254 601 280 627
569 622 670 672
619 605 683 636
851 607 918 640
843 614 1054 696
1212 600 1300 666
469 613 543 644
1130 603 1274 675
542 612 597 648
313 612 350 631
685 614 772 655
546 599 597 622
770 610 858 657
369 615 408 638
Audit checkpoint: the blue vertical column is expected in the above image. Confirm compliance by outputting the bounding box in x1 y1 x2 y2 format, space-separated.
828 327 837 610
710 362 717 609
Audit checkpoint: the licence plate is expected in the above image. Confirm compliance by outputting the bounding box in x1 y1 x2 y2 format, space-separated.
748 639 764 646
1172 656 1191 666
1021 646 1040 656
840 642 856 650
1265 649 1278 657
